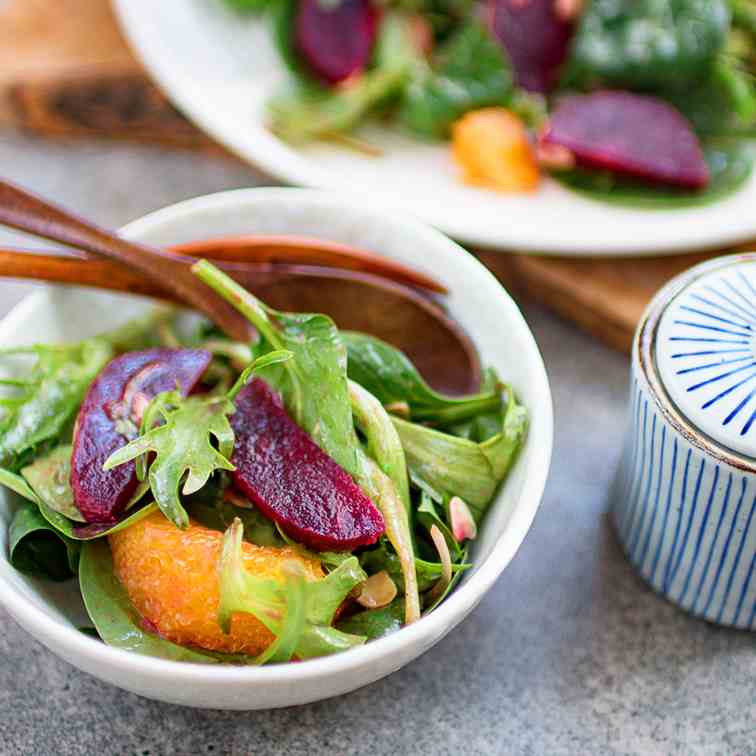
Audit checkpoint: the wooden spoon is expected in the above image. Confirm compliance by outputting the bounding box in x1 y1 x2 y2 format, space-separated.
0 179 252 342
0 245 481 395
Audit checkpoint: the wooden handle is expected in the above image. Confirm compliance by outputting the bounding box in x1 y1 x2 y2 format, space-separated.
0 179 252 341
0 248 481 394
171 236 447 295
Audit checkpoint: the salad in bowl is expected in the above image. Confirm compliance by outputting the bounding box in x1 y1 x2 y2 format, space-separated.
0 256 525 666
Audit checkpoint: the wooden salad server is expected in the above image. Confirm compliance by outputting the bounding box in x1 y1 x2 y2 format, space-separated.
0 180 481 394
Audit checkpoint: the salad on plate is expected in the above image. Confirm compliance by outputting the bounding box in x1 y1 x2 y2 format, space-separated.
224 0 756 207
0 261 526 664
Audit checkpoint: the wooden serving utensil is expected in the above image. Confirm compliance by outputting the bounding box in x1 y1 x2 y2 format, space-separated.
0 179 253 342
0 245 481 395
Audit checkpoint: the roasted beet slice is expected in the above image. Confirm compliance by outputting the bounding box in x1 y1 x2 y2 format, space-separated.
489 0 575 93
294 0 379 85
541 91 710 189
71 349 212 523
231 378 385 551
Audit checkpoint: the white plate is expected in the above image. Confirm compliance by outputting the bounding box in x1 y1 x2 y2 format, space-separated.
112 0 756 256
0 188 553 709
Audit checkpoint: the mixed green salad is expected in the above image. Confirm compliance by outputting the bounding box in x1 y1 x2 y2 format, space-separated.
224 0 756 207
0 261 526 664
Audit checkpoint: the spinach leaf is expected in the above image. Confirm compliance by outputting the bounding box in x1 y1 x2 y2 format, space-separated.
400 20 514 139
0 339 113 471
392 387 527 521
337 599 405 640
554 140 755 208
343 331 501 424
9 503 79 580
79 539 220 662
268 13 418 142
194 261 363 479
565 0 731 90
663 57 756 138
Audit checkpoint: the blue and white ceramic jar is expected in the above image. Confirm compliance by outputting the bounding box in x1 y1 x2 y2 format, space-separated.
613 254 756 630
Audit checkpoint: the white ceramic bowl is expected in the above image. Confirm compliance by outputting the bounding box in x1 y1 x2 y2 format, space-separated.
0 189 553 709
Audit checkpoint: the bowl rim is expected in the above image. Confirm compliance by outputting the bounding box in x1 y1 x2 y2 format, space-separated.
0 187 553 686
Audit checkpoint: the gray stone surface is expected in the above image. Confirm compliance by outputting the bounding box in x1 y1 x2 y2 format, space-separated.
0 133 753 756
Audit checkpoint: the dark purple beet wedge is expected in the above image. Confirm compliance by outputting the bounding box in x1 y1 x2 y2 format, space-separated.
294 0 379 85
489 0 575 93
231 378 385 551
71 349 212 523
541 91 710 189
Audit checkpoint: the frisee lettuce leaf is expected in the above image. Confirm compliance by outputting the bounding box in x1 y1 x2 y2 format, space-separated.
217 519 367 662
104 351 291 529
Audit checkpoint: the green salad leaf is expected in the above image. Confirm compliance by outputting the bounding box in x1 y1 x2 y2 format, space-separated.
565 0 731 90
9 503 79 580
104 351 291 529
392 386 526 521
359 541 470 593
194 261 364 479
21 446 86 522
0 339 113 471
400 20 514 139
343 331 500 424
217 519 367 662
348 380 420 624
268 12 418 142
79 539 220 663
554 141 755 209
337 599 405 640
104 394 237 530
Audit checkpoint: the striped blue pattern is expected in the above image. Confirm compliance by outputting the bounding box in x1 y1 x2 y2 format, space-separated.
666 269 756 441
613 378 756 630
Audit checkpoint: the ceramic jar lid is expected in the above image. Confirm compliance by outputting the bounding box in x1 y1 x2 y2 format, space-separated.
655 260 756 460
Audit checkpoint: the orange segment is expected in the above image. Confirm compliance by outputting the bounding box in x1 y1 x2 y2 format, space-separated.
109 512 323 656
451 108 540 192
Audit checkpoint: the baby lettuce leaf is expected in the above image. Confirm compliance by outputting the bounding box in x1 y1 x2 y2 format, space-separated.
0 339 113 471
268 12 418 142
348 380 420 624
217 519 366 662
392 387 527 520
104 351 291 530
22 446 85 522
1 461 157 543
343 331 500 424
400 19 514 139
554 141 755 209
417 490 461 558
564 0 730 90
9 503 79 580
0 310 174 473
194 261 364 480
79 539 220 662
337 599 405 640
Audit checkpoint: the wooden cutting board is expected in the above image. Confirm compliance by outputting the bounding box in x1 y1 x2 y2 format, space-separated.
1 0 753 353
